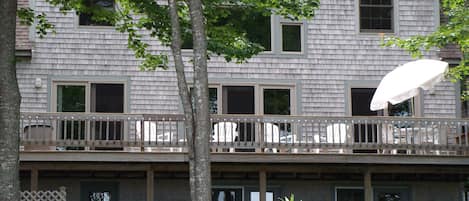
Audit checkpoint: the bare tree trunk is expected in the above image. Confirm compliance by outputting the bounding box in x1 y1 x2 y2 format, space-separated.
0 0 21 200
167 0 197 200
188 0 211 200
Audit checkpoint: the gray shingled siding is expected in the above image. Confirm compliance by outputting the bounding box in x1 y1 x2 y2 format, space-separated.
17 0 457 118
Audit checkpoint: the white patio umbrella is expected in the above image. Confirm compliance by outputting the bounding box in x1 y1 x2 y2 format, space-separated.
370 59 449 111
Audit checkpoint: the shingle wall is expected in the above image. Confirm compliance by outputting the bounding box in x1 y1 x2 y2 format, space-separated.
16 0 458 118
16 0 32 51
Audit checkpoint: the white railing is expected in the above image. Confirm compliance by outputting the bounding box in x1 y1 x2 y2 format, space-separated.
19 113 469 155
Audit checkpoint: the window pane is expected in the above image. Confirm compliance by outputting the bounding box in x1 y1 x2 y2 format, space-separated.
209 88 218 114
212 188 242 201
282 25 301 52
264 89 290 115
79 0 114 26
245 12 271 51
388 99 413 117
336 188 364 201
92 84 124 113
57 85 86 112
181 31 193 49
215 8 271 51
223 86 255 114
359 0 393 31
190 87 218 114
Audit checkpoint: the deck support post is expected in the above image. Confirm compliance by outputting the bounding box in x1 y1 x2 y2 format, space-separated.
259 170 267 201
31 168 38 191
364 170 372 201
146 169 154 201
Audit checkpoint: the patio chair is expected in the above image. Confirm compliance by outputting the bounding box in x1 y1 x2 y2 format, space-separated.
213 122 238 152
264 123 280 152
325 123 349 153
23 124 55 151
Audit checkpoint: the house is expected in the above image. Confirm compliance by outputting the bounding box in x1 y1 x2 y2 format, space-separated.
15 0 468 201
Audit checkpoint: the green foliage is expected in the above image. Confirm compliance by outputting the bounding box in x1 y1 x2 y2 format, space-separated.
17 0 320 70
278 193 301 201
383 0 468 87
17 8 56 38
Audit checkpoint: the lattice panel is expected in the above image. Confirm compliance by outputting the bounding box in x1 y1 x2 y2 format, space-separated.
21 187 66 201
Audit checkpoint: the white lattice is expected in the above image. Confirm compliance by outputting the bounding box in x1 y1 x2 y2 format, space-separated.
21 187 66 201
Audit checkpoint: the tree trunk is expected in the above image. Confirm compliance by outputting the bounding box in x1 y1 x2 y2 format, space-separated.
0 0 22 201
167 0 197 200
188 0 211 200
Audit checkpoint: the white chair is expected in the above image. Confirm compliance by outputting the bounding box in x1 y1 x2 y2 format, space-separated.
325 123 349 153
136 121 181 152
264 123 280 152
213 122 238 152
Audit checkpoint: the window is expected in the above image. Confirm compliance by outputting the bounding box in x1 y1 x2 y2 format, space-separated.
336 187 364 201
281 24 302 52
359 0 393 32
53 82 125 144
388 99 413 117
183 9 271 51
189 87 219 114
78 0 115 26
263 88 291 115
205 84 295 145
212 188 243 201
351 88 379 144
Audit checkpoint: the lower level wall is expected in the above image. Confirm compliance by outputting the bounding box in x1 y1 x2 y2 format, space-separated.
21 177 463 201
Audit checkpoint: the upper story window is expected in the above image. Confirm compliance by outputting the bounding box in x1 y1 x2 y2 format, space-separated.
359 0 393 32
182 9 271 51
182 11 304 54
281 24 302 52
78 0 115 26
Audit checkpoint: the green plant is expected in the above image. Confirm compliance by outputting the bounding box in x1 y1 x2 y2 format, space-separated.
278 193 302 201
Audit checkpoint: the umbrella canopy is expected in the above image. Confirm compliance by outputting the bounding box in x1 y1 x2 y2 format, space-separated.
370 59 449 111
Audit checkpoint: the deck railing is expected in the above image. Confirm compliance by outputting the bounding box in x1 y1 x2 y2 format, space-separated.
20 113 469 155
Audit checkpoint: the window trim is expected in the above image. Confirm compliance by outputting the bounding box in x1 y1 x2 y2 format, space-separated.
51 80 128 113
345 80 421 117
259 85 296 115
356 0 399 35
186 82 297 116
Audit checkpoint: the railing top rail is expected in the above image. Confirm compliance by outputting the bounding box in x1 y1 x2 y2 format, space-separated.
19 112 469 123
20 113 185 121
210 114 469 123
